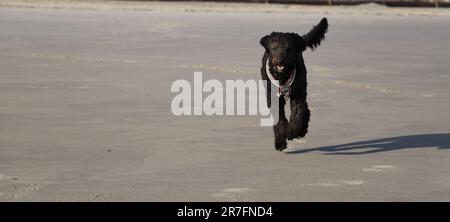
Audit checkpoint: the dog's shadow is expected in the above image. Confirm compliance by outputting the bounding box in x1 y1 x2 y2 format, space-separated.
286 133 450 155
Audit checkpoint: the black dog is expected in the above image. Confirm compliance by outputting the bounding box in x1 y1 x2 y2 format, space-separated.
260 18 328 151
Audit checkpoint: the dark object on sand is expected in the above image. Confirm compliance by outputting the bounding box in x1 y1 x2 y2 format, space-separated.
260 18 328 151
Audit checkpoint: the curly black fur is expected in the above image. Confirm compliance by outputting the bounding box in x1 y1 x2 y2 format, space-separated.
260 18 328 151
303 18 328 50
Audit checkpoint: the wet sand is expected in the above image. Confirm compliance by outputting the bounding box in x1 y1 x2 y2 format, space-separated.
1 2 450 201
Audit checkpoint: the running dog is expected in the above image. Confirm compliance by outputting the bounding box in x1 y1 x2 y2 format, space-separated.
260 18 328 151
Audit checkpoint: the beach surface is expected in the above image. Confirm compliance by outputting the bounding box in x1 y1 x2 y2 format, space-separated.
1 1 450 201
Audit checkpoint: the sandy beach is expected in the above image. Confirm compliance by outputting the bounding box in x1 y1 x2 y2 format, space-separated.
1 1 450 201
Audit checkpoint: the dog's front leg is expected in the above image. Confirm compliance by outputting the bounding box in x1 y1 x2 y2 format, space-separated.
274 96 288 151
287 99 310 140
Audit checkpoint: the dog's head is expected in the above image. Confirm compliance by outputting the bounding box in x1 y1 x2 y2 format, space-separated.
260 18 328 83
260 32 304 83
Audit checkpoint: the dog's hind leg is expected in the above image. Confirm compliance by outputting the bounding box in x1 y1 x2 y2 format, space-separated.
274 96 288 151
287 99 310 140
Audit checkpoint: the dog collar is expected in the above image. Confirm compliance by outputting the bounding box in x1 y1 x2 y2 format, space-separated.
265 59 296 98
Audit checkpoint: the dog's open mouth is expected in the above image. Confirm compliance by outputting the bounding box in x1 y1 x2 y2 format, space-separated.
276 65 284 71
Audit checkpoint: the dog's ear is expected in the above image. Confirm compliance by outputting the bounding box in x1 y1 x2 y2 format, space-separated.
303 17 328 50
260 35 269 49
289 33 307 52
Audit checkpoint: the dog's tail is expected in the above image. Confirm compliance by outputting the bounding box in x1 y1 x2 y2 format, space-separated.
303 18 328 50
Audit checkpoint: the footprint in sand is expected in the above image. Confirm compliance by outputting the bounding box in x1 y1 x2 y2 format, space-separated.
363 165 397 172
315 180 364 187
212 187 252 198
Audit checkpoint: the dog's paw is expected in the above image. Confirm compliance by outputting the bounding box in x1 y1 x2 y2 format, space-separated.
287 125 308 140
274 139 287 151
